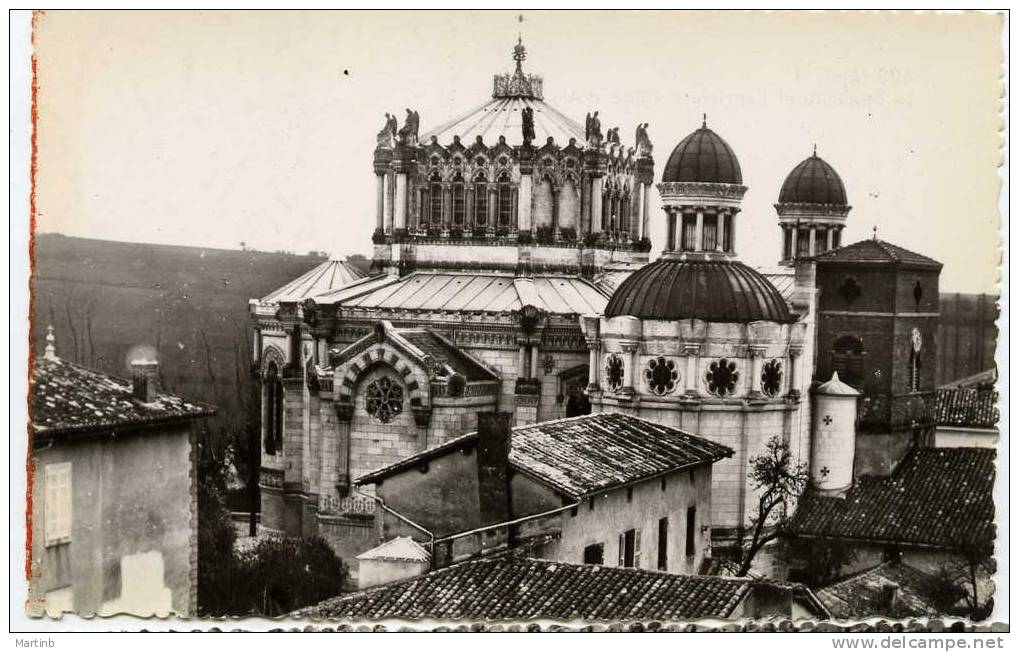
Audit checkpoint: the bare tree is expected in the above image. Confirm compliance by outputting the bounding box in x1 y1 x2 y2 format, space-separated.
735 436 810 576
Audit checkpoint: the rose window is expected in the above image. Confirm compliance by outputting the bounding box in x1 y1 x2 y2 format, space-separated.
605 354 624 391
705 359 740 397
365 377 404 424
644 357 679 396
760 359 783 397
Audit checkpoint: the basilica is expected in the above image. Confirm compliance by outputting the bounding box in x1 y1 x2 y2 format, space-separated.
249 40 943 567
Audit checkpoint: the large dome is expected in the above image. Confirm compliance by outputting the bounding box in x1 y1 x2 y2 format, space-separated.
778 153 848 205
604 259 793 323
662 126 743 184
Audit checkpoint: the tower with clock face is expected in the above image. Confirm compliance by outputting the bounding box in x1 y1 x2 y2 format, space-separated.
812 237 942 478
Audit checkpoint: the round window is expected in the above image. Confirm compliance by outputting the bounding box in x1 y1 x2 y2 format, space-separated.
705 359 740 397
644 357 679 396
605 354 624 391
365 376 405 423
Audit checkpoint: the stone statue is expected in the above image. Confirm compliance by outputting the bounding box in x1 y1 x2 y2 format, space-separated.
585 110 602 146
398 108 420 145
607 127 620 144
636 122 653 156
521 105 535 145
376 112 398 149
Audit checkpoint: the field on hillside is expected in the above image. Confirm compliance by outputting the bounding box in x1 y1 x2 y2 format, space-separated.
30 234 330 488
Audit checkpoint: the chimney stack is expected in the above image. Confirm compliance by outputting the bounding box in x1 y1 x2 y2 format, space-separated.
476 411 513 527
131 359 160 403
880 581 900 613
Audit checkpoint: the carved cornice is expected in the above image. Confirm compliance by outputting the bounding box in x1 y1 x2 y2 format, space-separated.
775 202 852 218
658 181 748 202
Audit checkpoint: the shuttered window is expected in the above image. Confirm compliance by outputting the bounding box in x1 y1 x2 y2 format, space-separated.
619 528 640 568
45 462 72 545
686 506 697 557
657 517 669 571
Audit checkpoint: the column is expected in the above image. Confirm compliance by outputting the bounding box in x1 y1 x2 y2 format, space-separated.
641 183 650 240
375 173 385 231
441 184 451 229
636 184 646 239
383 172 394 233
518 174 532 233
826 227 834 251
694 209 704 251
395 173 408 231
590 177 603 234
622 343 638 392
790 227 799 260
512 188 520 232
551 188 560 235
787 346 802 398
488 187 497 233
665 208 677 251
683 344 700 396
518 345 527 379
749 347 765 398
808 228 817 257
715 211 724 252
586 340 600 390
530 345 540 380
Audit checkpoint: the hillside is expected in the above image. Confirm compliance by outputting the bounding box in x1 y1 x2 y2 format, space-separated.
30 234 329 483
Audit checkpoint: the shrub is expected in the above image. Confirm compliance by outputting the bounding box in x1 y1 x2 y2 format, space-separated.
237 537 345 616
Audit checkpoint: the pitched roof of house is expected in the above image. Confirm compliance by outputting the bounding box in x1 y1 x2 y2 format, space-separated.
356 536 431 563
298 555 823 622
934 388 1000 429
813 239 942 269
787 448 996 551
817 562 944 620
31 357 214 442
356 412 733 499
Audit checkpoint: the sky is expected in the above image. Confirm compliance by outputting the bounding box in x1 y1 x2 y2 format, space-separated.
32 10 1003 293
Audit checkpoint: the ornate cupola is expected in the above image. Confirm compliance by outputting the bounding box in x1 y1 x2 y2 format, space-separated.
775 147 851 265
493 36 543 100
656 117 748 259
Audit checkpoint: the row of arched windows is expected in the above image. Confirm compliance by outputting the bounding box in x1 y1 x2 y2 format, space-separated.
418 171 514 230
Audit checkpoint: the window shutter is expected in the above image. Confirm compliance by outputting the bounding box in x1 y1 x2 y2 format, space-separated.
618 533 625 567
634 529 642 569
45 463 72 545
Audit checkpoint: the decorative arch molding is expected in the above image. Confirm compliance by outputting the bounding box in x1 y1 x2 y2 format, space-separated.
336 346 430 409
260 345 286 380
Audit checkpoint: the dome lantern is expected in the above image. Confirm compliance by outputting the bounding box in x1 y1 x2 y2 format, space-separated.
656 119 748 259
775 148 852 265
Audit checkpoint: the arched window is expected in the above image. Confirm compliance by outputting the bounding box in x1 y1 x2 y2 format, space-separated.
620 189 631 235
832 228 842 249
474 174 488 228
497 172 513 230
428 172 443 227
264 361 283 455
831 335 865 386
451 173 465 226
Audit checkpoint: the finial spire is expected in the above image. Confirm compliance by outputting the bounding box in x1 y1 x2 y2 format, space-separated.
873 225 878 240
43 324 57 361
813 143 817 156
702 113 707 128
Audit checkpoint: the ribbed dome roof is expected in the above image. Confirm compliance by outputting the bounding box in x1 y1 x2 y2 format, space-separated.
604 259 793 323
778 153 848 205
662 126 743 184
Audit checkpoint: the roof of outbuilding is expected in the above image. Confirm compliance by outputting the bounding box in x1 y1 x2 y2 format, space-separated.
298 555 817 622
356 412 733 499
786 448 996 551
934 388 1000 429
31 357 214 441
813 239 942 269
817 562 944 620
778 153 849 205
662 125 743 184
604 259 795 323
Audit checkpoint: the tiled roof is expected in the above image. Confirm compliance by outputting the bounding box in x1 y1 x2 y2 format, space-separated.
260 259 365 303
31 357 214 441
356 536 431 563
934 389 999 429
787 448 996 551
813 239 942 269
357 412 733 499
336 272 609 316
399 330 497 382
817 562 943 620
299 555 773 621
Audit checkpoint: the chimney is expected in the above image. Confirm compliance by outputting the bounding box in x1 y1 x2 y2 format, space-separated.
476 411 513 527
131 359 160 403
880 581 900 613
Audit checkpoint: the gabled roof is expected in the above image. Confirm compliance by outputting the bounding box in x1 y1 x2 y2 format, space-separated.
813 239 942 269
817 562 944 620
335 271 609 316
356 536 431 563
356 412 733 500
787 448 996 551
934 388 1000 429
31 357 214 442
260 259 366 303
298 555 824 622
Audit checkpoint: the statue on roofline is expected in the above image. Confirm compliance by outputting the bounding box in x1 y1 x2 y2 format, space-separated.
521 105 536 145
398 108 420 145
585 111 602 147
635 122 653 156
376 112 398 149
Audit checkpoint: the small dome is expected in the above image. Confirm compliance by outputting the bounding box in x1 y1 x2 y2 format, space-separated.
778 153 848 205
662 126 743 184
604 259 793 323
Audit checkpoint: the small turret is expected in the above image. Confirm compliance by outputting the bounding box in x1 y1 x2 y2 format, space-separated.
811 371 860 496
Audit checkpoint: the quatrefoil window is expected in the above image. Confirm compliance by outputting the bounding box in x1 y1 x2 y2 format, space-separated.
760 359 783 397
605 354 624 391
705 359 739 397
644 357 679 396
365 376 404 424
